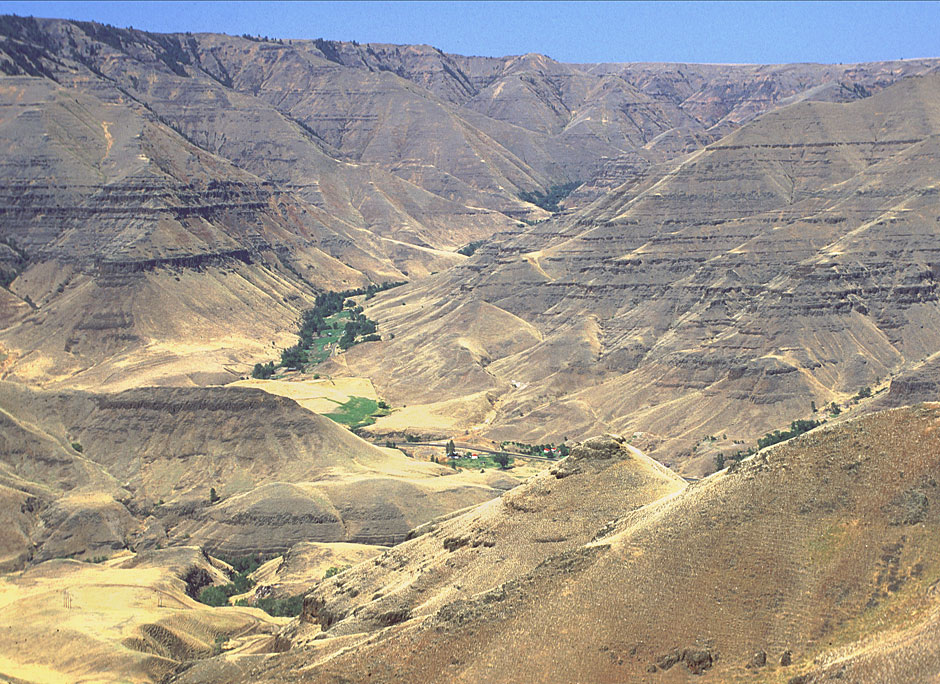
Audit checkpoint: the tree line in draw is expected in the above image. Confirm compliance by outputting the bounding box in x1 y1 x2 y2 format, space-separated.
252 281 404 378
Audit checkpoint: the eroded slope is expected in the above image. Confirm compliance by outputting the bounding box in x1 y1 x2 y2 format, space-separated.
337 72 940 474
0 382 503 567
224 406 940 684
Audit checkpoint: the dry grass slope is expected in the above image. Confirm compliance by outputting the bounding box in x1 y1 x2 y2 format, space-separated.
197 406 940 684
0 382 505 566
338 71 940 474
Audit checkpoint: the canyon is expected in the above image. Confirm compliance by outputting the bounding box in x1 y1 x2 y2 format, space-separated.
0 14 939 683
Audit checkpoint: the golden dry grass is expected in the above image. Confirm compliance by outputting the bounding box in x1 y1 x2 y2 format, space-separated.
0 548 283 683
219 407 940 684
230 377 379 414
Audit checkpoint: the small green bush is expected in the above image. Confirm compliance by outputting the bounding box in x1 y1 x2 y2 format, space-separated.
198 585 230 607
252 361 275 379
457 240 485 257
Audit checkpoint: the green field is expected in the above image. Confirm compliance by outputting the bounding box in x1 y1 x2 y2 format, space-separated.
450 454 513 470
323 396 390 429
305 335 335 365
304 311 352 364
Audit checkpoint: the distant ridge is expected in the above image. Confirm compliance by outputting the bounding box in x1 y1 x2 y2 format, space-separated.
0 15 936 389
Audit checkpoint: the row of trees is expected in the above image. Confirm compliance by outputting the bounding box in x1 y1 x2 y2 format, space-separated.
756 418 821 450
716 417 822 470
716 384 882 471
500 440 570 459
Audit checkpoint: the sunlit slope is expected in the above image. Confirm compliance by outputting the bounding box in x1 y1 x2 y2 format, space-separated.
337 72 940 473
0 382 503 565
297 436 686 639
1 18 938 393
0 547 283 684
240 405 940 684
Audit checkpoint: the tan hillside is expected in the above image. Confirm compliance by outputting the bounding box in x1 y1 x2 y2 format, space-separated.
1 17 937 392
3 14 940 684
0 73 476 389
335 71 940 475
0 382 505 566
243 542 387 602
295 436 686 640
0 547 285 683
202 405 940 684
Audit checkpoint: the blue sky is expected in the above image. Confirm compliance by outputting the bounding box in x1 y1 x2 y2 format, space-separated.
1 1 937 64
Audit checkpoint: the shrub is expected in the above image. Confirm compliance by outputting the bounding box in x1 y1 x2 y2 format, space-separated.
198 585 230 607
518 181 581 213
219 554 266 574
457 240 484 257
252 361 275 379
756 418 820 450
231 572 254 594
280 345 306 367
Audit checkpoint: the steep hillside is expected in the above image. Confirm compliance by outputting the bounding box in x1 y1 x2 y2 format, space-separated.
190 405 940 684
0 382 503 567
336 71 940 474
0 16 936 390
295 435 685 640
0 71 470 388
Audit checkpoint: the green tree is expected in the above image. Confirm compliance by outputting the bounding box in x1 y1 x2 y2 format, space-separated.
209 487 220 503
494 453 510 469
280 345 306 367
252 361 275 379
198 585 229 607
445 439 456 457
